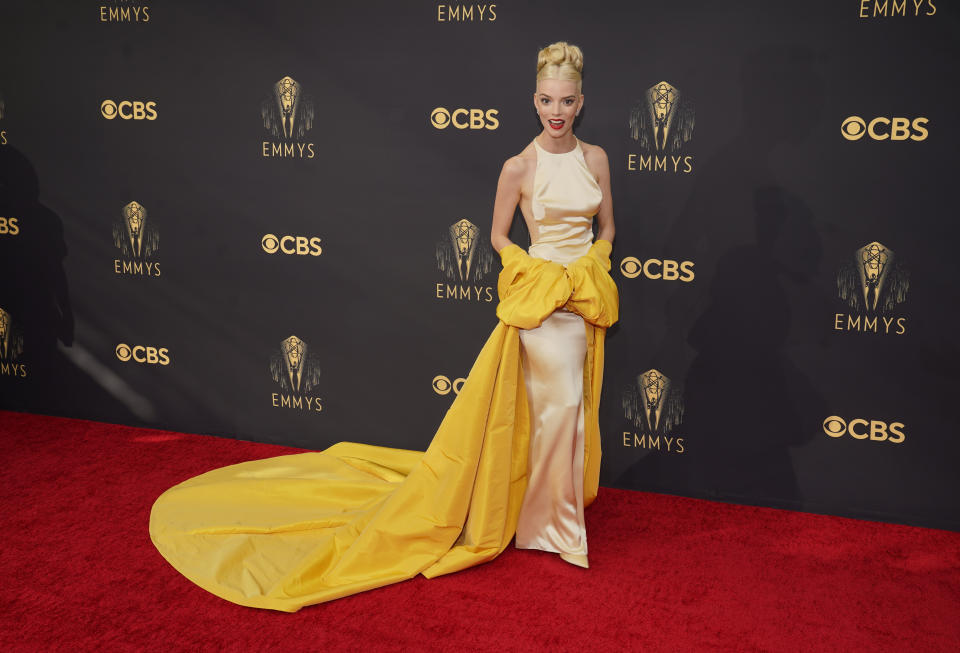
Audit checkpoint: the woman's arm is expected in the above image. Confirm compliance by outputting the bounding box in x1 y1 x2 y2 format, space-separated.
490 157 526 253
592 147 616 245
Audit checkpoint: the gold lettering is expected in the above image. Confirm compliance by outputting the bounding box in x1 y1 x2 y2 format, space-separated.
846 314 861 331
892 0 906 14
896 317 907 334
272 392 280 406
627 153 636 171
863 315 878 332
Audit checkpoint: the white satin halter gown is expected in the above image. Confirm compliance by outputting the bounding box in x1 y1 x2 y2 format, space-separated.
514 137 603 558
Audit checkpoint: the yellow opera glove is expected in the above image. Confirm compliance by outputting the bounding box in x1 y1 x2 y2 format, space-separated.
565 239 619 328
496 244 570 329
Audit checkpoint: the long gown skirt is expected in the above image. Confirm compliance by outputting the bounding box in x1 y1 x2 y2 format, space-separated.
514 307 588 556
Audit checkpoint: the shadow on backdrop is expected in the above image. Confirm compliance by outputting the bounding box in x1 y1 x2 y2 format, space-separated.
615 45 828 505
0 145 139 422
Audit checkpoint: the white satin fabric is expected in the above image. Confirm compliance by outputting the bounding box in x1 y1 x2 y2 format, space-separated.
514 138 603 556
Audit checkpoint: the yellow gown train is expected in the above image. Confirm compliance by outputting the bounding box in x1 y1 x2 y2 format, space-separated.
149 239 618 612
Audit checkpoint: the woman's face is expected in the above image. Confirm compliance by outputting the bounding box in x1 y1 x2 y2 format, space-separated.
534 78 583 139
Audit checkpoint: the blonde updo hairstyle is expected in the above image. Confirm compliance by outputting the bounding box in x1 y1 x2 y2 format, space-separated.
536 41 584 93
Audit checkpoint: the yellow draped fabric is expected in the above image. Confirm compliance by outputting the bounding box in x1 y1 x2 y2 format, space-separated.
149 239 619 612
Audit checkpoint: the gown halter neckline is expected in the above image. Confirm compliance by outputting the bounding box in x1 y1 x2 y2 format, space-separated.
532 136 581 156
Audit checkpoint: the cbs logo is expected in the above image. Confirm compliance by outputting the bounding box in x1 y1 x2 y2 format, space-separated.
840 116 928 142
261 234 323 256
620 257 695 282
101 100 158 121
0 217 19 235
430 107 500 130
822 416 905 443
433 374 466 396
116 343 171 365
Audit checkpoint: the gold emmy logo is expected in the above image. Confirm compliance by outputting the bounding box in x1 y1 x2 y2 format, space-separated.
0 307 24 361
100 1 151 22
436 4 498 21
622 369 685 453
435 219 496 301
261 76 316 158
859 0 936 18
629 81 695 153
269 335 322 412
262 76 314 140
270 335 321 393
834 241 910 334
838 241 909 313
0 307 26 377
113 201 160 276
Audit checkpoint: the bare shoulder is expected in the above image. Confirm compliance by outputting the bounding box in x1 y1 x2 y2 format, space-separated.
500 145 536 181
579 139 609 164
579 140 610 180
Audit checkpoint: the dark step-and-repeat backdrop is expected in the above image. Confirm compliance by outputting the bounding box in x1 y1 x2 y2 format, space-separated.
1 1 957 531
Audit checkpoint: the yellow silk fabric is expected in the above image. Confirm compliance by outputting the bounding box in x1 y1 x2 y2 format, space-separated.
149 239 618 612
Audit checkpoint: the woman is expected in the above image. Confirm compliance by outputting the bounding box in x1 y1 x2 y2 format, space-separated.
490 41 616 568
149 41 618 611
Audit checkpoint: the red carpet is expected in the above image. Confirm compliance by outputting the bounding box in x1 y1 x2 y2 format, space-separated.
1 410 958 652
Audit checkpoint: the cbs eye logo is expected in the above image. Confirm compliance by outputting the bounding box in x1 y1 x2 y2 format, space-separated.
432 374 466 396
261 234 323 256
620 257 695 282
116 343 171 365
101 100 158 121
840 116 928 142
430 107 500 130
822 416 905 443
